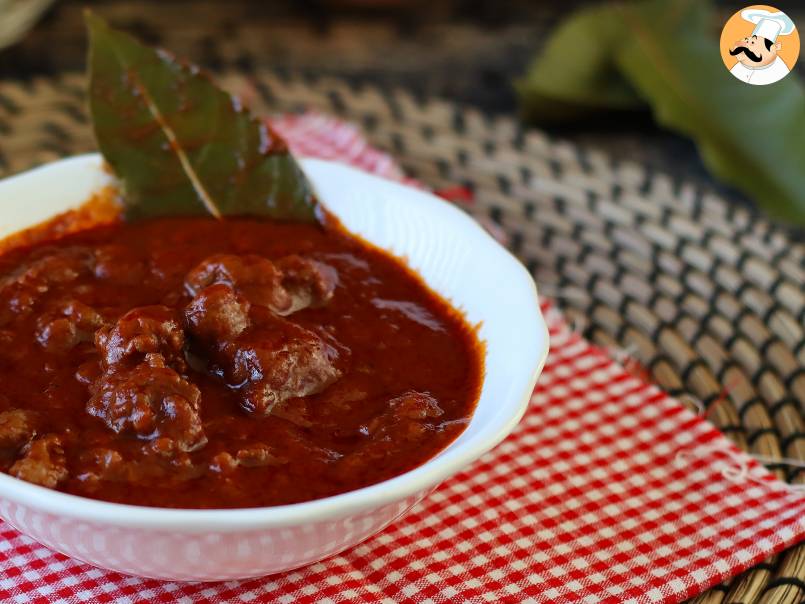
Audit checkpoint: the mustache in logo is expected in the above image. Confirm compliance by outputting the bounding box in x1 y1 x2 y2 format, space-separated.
730 46 763 62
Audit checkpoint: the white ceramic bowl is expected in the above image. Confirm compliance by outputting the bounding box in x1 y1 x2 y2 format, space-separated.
0 154 549 581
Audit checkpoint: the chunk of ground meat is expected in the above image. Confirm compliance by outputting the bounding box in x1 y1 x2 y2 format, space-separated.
75 447 125 485
95 305 185 370
3 247 94 288
208 452 239 475
335 392 444 479
0 247 94 316
363 391 444 442
376 391 444 424
75 360 103 385
77 446 204 487
208 445 284 475
184 254 336 316
183 288 342 417
84 447 125 477
0 409 38 450
36 300 105 352
275 255 337 313
236 444 284 467
93 245 146 284
86 362 206 452
10 434 68 488
185 254 287 308
224 314 342 416
184 284 251 342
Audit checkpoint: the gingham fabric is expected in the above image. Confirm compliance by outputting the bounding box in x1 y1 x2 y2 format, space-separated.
1 114 804 604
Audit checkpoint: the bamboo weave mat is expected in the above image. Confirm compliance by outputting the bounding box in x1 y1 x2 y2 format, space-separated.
0 70 802 604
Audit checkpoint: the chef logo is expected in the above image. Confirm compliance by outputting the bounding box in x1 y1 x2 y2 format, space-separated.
720 5 799 85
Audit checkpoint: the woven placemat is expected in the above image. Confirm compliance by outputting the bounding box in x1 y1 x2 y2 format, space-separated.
0 71 803 604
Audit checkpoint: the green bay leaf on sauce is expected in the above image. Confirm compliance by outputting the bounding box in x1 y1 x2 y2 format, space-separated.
86 12 318 222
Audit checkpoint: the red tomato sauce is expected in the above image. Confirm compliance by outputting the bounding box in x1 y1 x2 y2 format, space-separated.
0 208 482 508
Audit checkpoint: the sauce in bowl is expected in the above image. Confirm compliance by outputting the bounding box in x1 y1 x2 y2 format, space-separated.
0 209 483 508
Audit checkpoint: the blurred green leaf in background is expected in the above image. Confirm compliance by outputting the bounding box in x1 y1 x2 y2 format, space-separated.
516 0 805 226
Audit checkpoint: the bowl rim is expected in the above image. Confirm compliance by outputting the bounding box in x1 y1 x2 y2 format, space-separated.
0 155 549 532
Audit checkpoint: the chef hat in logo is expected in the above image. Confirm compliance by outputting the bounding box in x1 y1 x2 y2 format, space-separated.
741 9 795 42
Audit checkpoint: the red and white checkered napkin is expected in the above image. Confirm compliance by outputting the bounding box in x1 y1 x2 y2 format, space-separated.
1 113 804 604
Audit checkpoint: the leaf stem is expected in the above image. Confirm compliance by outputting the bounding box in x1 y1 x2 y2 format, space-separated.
129 71 222 219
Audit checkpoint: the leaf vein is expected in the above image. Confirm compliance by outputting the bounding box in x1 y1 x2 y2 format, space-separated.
129 71 222 219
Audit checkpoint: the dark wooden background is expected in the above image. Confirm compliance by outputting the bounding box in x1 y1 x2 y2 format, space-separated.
1 0 804 218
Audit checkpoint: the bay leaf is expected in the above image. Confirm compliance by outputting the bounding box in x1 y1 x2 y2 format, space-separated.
86 12 318 222
517 0 805 225
614 0 805 225
515 4 644 124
